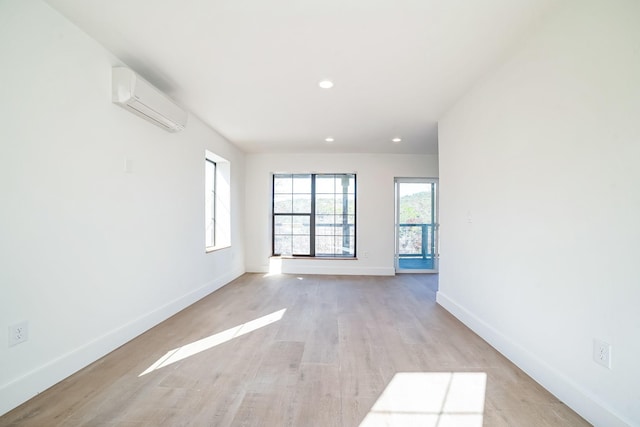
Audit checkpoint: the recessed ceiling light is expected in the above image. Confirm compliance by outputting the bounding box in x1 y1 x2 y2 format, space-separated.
318 80 334 89
392 137 402 143
324 137 335 143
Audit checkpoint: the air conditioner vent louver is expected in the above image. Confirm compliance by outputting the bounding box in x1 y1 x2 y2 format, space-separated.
112 67 187 132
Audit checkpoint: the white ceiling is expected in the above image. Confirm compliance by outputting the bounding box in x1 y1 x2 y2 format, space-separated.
45 0 554 154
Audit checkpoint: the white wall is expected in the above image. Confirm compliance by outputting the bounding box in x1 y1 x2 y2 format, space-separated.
245 153 438 275
0 0 245 415
437 0 640 425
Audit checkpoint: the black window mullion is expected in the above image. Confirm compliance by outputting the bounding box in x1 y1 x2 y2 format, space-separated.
271 174 276 256
310 175 316 256
353 174 357 257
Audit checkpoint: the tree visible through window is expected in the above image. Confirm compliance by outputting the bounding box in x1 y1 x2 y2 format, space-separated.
272 173 356 257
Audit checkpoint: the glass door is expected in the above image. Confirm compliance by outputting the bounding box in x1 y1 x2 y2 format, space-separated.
395 178 439 273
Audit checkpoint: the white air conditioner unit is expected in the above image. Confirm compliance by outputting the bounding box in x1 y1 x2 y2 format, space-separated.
112 67 187 132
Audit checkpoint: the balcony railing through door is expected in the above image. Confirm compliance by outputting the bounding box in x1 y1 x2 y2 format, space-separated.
398 223 436 270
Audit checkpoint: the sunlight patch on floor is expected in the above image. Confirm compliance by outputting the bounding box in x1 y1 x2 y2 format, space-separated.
359 372 487 427
139 308 287 376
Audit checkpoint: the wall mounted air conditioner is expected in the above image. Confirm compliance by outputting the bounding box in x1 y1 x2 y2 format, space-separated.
112 67 187 132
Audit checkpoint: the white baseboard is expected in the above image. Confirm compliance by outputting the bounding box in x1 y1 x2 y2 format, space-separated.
245 264 269 273
0 268 244 417
246 260 395 276
247 266 397 276
436 291 631 427
281 264 395 276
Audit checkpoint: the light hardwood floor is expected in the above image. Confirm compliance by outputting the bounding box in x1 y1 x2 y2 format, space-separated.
0 273 590 426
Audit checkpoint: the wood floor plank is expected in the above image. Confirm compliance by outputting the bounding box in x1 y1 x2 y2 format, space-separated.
246 341 305 394
290 363 341 427
0 273 591 427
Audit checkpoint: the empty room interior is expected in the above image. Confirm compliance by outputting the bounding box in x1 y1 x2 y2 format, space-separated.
1 0 639 426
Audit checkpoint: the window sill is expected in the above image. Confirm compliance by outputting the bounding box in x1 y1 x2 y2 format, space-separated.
206 245 231 254
272 255 358 261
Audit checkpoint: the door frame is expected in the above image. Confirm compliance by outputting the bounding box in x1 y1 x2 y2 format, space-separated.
394 177 439 273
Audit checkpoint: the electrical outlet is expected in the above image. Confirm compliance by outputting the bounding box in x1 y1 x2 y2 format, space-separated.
8 321 29 347
593 339 612 369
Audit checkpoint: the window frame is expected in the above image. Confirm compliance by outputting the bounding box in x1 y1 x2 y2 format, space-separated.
272 173 356 258
205 158 216 249
205 150 231 253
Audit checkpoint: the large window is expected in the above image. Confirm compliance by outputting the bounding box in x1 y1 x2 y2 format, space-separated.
272 173 356 257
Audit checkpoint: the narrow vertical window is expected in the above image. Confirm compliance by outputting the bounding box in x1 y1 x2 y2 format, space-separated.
205 150 231 252
205 158 216 249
